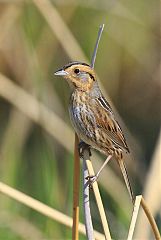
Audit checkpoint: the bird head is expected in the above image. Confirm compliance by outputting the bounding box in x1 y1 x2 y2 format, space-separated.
54 62 97 91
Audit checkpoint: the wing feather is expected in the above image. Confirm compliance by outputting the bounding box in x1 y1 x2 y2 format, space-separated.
93 97 129 152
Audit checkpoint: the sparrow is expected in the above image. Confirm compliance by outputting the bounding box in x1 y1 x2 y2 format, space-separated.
55 61 134 203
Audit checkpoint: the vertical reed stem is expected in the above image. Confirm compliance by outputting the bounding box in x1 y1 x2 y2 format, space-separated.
83 150 94 239
85 159 112 240
72 133 80 240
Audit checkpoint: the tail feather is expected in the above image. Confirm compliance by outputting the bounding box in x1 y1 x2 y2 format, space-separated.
118 158 135 204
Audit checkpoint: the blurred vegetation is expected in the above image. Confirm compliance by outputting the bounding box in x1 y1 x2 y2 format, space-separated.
0 0 160 239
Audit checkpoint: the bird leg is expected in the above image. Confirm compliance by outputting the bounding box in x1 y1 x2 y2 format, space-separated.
86 155 112 185
78 140 91 158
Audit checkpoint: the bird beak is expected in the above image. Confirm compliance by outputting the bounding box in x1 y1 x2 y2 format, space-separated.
54 69 69 76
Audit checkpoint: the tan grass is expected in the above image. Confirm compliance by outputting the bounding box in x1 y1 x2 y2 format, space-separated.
0 181 104 240
127 195 142 240
140 197 161 240
127 196 161 240
0 73 74 151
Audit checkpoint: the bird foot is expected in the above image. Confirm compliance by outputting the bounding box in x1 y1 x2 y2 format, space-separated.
85 175 98 189
78 141 91 158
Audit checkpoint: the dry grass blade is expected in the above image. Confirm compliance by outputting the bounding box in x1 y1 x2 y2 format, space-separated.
72 134 80 240
127 195 142 240
85 159 112 239
140 197 161 240
33 0 87 61
0 182 74 230
127 195 160 240
0 182 104 240
0 73 74 151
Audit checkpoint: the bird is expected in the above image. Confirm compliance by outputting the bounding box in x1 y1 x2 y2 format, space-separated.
54 61 135 204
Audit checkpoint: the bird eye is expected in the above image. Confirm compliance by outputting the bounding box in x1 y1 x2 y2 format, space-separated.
74 68 80 74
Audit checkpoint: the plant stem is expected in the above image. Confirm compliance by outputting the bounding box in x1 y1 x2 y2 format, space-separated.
0 181 104 239
127 195 142 240
72 134 80 240
85 159 112 240
127 195 161 240
141 197 161 240
91 24 104 68
82 150 94 240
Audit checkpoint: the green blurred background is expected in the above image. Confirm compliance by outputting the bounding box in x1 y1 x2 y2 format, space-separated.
0 0 160 239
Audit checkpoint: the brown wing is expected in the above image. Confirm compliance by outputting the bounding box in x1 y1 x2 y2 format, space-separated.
93 97 129 152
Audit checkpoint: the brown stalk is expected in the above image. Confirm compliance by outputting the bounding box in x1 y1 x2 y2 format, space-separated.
72 134 80 240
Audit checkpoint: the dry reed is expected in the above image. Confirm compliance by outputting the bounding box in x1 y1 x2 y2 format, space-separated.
0 181 104 240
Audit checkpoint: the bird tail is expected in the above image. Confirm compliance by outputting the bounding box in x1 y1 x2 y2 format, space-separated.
117 158 135 204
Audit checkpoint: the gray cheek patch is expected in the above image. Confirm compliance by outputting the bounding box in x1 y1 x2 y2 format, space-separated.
79 73 88 82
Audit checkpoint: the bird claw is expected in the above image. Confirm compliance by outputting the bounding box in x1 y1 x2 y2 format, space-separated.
85 175 98 189
78 141 91 158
